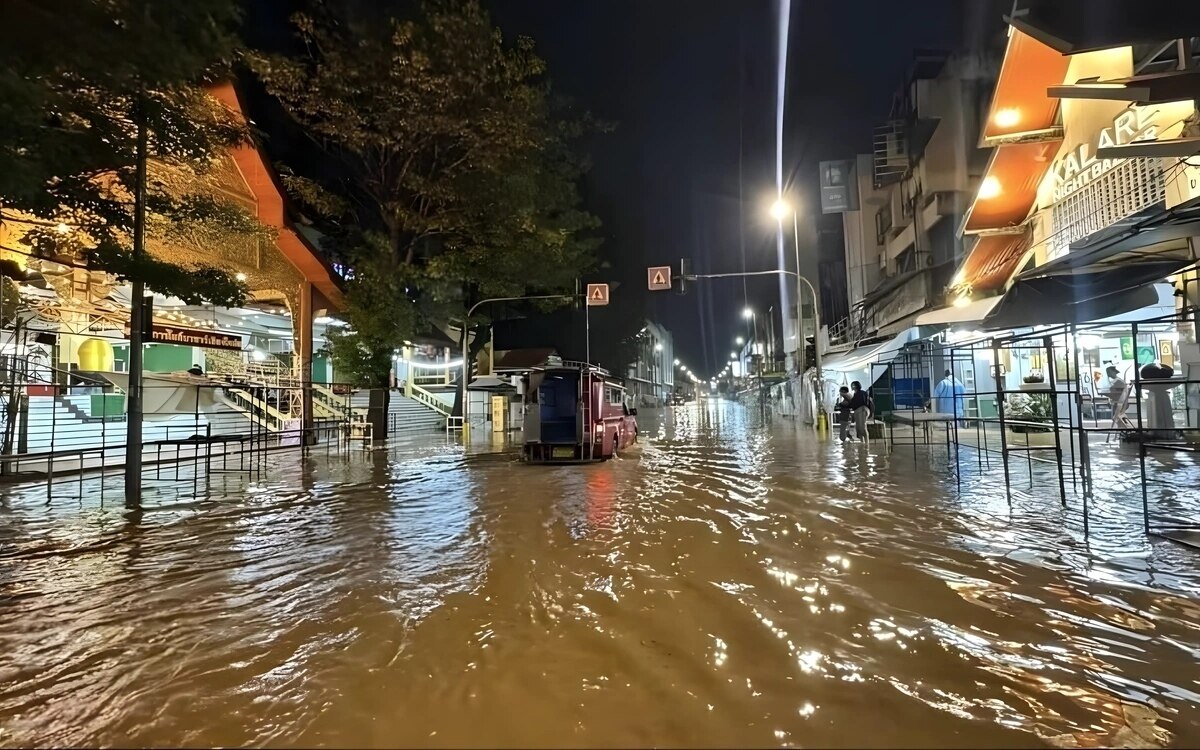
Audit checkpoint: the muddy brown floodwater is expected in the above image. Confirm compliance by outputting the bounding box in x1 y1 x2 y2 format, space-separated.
2 399 1200 748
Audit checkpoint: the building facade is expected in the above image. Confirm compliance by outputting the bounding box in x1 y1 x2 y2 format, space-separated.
625 321 675 406
827 49 999 350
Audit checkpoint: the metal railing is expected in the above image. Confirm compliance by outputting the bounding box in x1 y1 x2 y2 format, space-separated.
409 382 452 417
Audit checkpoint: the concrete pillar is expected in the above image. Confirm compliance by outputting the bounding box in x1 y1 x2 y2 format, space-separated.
297 282 315 444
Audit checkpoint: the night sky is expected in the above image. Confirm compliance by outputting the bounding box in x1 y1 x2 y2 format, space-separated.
486 0 1009 379
245 0 1009 379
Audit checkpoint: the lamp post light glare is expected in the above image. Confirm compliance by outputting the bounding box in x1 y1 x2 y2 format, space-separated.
768 193 825 428
674 358 680 366
654 342 663 352
742 307 754 319
736 336 744 345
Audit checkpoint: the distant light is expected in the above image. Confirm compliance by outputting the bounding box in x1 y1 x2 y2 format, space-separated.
730 352 737 359
654 342 663 352
953 295 972 308
993 107 1021 128
673 358 680 366
235 272 248 282
736 336 744 346
743 307 754 319
54 222 70 235
977 176 1002 200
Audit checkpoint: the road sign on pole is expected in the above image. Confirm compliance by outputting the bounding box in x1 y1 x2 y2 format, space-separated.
647 266 672 291
586 283 610 306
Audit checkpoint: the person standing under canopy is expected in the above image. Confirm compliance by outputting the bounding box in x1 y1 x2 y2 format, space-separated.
933 369 965 418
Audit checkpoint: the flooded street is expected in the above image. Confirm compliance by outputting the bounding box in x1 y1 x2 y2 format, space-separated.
3 399 1200 748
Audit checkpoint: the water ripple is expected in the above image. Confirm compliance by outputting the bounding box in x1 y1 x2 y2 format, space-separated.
1 402 1199 747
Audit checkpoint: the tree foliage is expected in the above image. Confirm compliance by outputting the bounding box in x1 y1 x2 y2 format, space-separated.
0 0 260 307
251 0 602 389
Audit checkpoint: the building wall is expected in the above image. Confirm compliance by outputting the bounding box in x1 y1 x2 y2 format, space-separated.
835 49 996 342
1027 47 1196 269
841 154 884 311
625 320 674 401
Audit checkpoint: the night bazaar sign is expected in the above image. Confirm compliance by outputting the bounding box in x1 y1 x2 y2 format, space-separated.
1050 107 1159 202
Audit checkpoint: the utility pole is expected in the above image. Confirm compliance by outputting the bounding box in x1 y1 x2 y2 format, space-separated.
124 100 148 508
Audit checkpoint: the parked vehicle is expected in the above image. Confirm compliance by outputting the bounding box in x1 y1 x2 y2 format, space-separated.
520 362 638 463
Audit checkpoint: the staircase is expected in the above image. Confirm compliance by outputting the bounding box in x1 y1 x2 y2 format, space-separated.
346 390 445 433
20 395 255 454
390 394 445 432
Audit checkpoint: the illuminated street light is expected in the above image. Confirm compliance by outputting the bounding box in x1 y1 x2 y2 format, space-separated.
769 198 792 221
730 352 736 360
673 359 680 366
654 342 663 352
742 307 754 319
736 336 744 345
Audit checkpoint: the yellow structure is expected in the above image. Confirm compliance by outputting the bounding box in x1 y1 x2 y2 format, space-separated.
76 338 114 371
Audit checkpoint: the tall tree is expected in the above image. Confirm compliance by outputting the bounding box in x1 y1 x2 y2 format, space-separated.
252 0 601 411
1 0 260 306
2 0 264 502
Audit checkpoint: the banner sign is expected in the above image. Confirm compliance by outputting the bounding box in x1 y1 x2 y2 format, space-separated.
126 325 245 351
819 159 858 214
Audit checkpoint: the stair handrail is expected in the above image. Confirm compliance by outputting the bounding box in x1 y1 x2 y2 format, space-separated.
409 382 452 417
220 387 289 430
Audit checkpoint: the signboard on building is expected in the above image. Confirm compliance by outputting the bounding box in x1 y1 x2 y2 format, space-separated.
1049 107 1160 203
123 324 244 351
819 160 859 214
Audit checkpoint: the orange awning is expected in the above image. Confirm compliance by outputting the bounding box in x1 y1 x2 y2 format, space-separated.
963 139 1061 233
954 232 1031 295
982 29 1070 143
207 82 345 311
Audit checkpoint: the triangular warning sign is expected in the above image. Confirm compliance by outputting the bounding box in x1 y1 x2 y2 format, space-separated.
652 270 666 285
591 286 604 299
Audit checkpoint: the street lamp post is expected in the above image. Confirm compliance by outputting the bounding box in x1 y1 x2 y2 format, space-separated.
771 198 825 428
460 293 578 442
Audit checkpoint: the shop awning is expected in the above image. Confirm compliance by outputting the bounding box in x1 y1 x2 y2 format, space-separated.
916 297 1002 328
982 260 1184 330
983 27 1069 143
1049 68 1200 105
821 328 917 383
951 232 1032 295
1031 206 1200 277
963 141 1061 233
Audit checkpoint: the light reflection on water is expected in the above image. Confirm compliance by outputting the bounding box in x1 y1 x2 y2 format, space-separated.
1 399 1199 748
